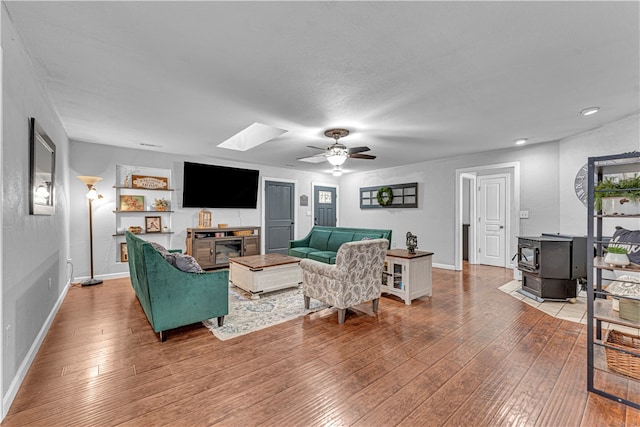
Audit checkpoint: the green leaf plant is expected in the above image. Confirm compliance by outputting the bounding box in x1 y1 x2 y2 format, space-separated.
594 174 640 211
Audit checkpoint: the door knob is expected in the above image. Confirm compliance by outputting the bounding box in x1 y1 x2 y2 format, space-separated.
499 225 504 229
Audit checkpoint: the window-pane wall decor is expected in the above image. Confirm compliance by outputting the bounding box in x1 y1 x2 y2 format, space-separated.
360 182 418 209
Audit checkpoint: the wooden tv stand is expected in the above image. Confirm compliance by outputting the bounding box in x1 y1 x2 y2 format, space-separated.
185 226 260 269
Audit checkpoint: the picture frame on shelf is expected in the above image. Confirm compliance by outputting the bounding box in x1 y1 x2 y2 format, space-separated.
119 195 145 211
120 242 128 262
145 216 161 233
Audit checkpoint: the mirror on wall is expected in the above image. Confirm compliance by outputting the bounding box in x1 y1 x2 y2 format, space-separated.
29 117 56 215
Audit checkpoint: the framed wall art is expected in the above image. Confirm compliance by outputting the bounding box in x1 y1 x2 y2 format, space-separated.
29 117 56 215
119 195 145 211
120 242 128 262
145 216 161 233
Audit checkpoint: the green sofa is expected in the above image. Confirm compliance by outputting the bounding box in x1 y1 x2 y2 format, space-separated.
125 231 228 341
288 226 392 264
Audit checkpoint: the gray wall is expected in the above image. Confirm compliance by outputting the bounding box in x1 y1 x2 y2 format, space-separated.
2 5 71 399
68 141 334 280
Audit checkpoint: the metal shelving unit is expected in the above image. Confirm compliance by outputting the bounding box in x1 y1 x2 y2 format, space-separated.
587 152 640 409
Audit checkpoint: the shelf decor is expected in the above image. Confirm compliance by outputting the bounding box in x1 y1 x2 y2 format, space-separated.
131 175 169 190
360 182 418 209
145 216 161 233
154 198 169 211
119 195 145 211
605 330 640 380
199 209 212 228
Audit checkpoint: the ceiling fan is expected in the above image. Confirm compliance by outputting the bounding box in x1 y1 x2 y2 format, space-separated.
297 129 376 166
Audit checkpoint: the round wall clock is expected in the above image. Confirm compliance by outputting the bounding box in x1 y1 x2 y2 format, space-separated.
574 163 589 207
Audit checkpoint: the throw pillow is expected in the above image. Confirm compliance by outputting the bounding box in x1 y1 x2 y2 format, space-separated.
610 227 640 264
173 254 204 273
149 241 169 257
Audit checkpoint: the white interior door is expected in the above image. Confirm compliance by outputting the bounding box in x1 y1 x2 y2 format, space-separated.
477 174 507 267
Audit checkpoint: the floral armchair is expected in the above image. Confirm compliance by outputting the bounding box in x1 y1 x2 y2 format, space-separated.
300 238 389 324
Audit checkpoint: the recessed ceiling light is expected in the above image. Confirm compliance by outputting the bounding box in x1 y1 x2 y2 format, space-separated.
514 138 528 145
580 107 600 116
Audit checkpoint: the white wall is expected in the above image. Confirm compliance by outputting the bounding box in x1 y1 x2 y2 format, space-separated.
2 4 71 411
339 141 562 267
339 114 639 269
559 114 640 235
68 141 334 280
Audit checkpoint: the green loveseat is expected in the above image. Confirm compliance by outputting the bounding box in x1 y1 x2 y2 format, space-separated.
125 231 228 341
288 226 392 264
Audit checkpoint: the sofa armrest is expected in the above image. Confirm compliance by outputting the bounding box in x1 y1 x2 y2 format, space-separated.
289 234 312 249
144 249 229 332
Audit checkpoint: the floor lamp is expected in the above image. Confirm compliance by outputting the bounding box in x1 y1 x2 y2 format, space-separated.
77 176 103 286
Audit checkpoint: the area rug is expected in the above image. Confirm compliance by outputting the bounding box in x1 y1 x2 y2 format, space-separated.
203 285 329 340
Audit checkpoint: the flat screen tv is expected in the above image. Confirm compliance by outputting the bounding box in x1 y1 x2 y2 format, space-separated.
182 162 259 209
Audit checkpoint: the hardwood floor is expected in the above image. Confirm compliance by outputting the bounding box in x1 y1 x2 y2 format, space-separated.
3 264 639 426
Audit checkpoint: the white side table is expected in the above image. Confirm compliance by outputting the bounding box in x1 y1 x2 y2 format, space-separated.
383 249 433 305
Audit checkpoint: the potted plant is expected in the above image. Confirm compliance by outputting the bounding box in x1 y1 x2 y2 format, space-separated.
154 198 169 211
594 174 640 214
604 246 631 267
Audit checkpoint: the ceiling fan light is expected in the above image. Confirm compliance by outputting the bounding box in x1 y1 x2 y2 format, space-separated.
332 166 343 177
327 153 347 166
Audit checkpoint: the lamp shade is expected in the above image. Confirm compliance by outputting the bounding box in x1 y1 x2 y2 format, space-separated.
77 176 102 186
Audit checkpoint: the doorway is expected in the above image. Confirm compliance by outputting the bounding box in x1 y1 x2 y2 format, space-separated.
454 162 520 272
477 174 508 267
313 185 337 226
263 179 296 254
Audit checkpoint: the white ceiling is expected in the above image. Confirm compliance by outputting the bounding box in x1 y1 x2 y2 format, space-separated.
5 1 640 174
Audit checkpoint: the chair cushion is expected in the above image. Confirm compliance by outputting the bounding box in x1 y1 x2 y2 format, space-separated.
354 232 383 241
308 251 337 264
309 230 332 251
327 231 355 252
289 247 317 258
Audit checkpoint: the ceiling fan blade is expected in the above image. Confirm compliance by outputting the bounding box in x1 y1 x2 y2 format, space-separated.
347 146 370 155
297 154 328 163
349 153 376 160
306 145 327 151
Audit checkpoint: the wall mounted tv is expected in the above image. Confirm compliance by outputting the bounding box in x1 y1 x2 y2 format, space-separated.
182 162 259 209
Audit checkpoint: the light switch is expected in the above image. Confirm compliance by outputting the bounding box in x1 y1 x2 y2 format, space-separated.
519 210 529 219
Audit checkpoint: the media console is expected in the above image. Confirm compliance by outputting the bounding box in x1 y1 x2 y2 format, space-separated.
185 226 260 269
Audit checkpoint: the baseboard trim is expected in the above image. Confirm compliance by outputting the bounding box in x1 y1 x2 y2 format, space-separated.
2 279 72 419
74 271 130 283
433 262 455 270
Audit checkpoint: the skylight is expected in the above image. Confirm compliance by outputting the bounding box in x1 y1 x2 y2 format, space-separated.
217 123 288 151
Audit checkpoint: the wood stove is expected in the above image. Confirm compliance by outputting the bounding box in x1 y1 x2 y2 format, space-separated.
516 233 587 302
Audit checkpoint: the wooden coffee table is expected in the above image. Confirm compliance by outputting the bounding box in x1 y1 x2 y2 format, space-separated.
228 253 302 299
